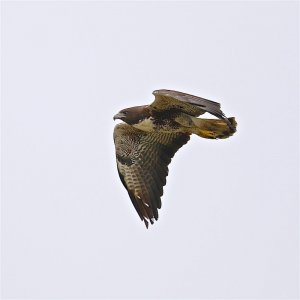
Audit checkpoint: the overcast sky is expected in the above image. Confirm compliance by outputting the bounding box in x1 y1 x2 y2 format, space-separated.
1 1 299 299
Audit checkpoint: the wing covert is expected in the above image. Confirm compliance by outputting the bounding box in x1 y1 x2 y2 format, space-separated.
151 89 234 130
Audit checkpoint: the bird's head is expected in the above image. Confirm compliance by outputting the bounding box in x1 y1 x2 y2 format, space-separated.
113 106 150 125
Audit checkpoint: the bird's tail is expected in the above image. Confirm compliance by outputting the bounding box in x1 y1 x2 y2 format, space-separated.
191 117 237 139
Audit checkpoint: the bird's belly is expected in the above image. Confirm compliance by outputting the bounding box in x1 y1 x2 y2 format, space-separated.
133 117 183 133
132 118 156 132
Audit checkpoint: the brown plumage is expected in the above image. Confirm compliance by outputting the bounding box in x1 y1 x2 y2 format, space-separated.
113 89 237 228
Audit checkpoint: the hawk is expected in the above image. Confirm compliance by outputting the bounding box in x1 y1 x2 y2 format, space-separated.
113 89 237 228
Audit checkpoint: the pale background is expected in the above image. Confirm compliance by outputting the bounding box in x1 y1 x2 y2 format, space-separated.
1 1 299 299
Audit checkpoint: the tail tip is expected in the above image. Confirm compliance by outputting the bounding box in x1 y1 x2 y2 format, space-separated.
228 117 237 133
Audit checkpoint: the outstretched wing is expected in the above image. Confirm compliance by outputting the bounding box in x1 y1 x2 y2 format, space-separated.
113 123 190 228
151 89 234 130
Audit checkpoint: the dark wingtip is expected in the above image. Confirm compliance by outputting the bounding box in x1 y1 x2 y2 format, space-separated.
143 216 158 229
143 218 149 229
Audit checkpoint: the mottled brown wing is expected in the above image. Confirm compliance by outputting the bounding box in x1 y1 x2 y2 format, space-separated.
151 89 233 129
113 123 190 228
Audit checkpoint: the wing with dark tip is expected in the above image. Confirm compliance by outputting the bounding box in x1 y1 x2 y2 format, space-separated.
113 123 190 228
151 89 234 130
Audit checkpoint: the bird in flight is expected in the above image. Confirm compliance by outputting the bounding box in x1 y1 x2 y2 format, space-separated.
113 89 237 228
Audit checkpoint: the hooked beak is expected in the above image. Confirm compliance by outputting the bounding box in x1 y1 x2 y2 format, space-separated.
113 112 126 121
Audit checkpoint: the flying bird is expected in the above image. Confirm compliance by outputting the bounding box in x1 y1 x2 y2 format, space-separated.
113 89 237 228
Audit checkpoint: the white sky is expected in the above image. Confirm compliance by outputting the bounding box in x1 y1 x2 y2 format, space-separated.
1 1 299 299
